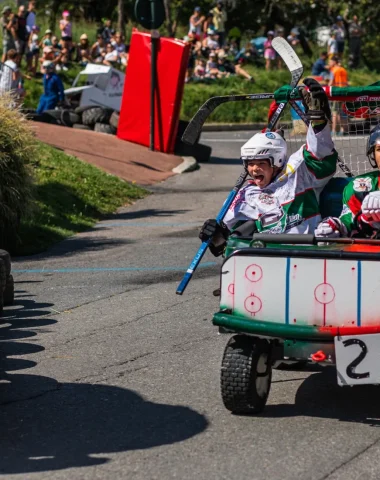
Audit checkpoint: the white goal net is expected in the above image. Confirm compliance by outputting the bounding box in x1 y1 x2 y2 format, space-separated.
272 85 380 177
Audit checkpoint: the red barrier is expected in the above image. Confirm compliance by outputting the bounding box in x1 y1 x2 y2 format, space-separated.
117 30 190 153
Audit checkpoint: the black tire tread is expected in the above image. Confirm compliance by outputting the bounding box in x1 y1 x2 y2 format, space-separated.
221 335 271 414
94 122 116 135
82 107 113 126
0 249 11 277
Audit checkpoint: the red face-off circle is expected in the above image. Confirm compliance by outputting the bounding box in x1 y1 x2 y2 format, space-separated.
314 283 335 305
245 264 263 282
244 294 262 314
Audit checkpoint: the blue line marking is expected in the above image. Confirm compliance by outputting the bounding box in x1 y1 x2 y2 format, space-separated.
285 257 290 325
95 222 200 228
357 260 362 327
12 262 217 274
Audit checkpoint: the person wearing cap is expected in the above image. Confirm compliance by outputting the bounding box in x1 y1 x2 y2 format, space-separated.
1 6 17 63
189 6 205 40
211 1 227 47
263 30 276 71
36 60 65 114
41 29 53 47
331 15 346 59
59 10 72 57
76 33 91 66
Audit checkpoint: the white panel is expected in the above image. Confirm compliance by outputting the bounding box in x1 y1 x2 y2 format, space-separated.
232 256 287 323
360 261 380 326
288 258 325 326
323 259 358 327
220 256 236 310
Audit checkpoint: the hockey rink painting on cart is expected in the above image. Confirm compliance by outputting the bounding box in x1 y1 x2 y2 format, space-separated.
220 254 380 328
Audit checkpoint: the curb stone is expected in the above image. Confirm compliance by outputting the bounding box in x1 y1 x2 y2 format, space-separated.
172 156 199 174
202 123 267 132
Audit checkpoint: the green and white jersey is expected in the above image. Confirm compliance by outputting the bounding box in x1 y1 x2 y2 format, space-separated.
340 170 380 234
223 123 337 234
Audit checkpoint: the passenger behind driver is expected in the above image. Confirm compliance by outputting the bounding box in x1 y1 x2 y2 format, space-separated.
316 125 380 239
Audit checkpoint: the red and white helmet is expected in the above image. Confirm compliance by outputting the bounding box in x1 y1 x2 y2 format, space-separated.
241 131 287 169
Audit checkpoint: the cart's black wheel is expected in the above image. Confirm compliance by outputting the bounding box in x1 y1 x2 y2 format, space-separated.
221 335 272 414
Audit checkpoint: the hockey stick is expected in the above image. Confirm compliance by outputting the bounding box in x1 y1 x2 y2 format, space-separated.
289 100 353 177
182 93 274 146
176 38 304 296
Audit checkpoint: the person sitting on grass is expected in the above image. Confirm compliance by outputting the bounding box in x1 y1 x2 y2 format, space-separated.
91 34 106 63
36 61 64 114
103 43 118 66
76 33 91 66
217 51 254 82
41 29 53 47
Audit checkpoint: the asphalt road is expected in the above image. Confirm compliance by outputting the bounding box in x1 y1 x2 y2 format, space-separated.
1 130 379 480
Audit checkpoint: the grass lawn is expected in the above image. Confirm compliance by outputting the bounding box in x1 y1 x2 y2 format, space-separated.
15 141 147 256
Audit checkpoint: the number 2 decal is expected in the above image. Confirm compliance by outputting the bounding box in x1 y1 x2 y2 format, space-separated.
343 338 370 379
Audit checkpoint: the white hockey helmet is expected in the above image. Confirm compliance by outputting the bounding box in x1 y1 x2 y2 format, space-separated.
241 131 287 169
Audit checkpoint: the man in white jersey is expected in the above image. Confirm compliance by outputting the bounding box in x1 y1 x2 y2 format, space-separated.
199 78 338 256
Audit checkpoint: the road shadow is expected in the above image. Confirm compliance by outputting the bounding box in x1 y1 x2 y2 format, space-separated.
0 375 208 474
261 368 380 426
0 286 208 475
106 208 190 220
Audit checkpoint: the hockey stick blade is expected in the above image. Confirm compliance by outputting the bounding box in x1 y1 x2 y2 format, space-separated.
272 37 303 83
267 37 303 131
182 93 274 145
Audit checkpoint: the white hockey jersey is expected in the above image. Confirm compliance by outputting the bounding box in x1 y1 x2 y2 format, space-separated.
223 123 337 234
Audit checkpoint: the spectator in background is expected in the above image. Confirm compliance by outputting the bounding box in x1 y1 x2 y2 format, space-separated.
329 56 349 135
189 6 204 40
59 10 72 58
311 51 329 81
276 28 285 68
194 58 207 79
37 61 64 114
25 0 36 38
287 28 300 48
346 14 363 69
202 12 214 40
91 34 106 63
331 16 346 59
217 50 254 81
328 31 338 59
112 32 128 67
234 42 258 67
212 1 227 47
1 6 17 63
26 28 39 75
103 43 118 66
100 19 115 44
263 31 276 70
206 29 219 50
41 29 53 47
14 5 28 66
76 34 91 66
0 49 20 95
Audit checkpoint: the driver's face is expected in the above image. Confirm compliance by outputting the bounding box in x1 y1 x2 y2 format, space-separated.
375 144 380 169
247 159 273 188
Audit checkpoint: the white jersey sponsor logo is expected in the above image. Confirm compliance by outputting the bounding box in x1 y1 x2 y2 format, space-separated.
353 177 372 192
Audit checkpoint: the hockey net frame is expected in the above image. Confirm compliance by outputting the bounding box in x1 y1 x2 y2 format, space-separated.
273 85 380 177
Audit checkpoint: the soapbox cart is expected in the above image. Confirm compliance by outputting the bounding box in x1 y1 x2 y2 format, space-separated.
214 180 380 414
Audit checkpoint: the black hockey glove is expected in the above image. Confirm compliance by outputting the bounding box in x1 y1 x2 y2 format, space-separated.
199 219 230 257
299 77 331 123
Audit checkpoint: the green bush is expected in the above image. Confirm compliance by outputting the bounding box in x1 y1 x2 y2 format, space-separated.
0 95 35 250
